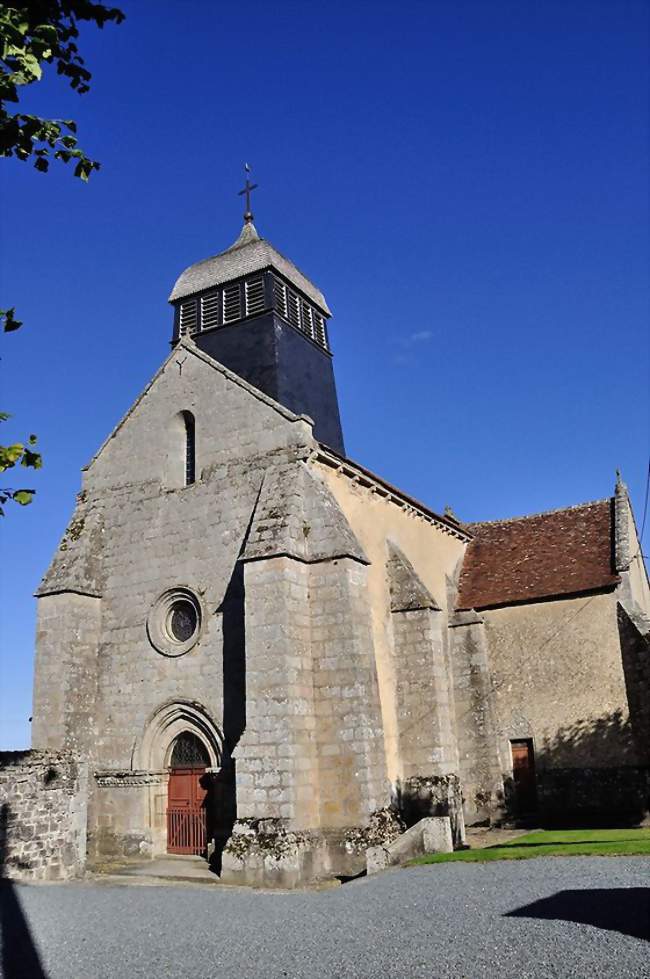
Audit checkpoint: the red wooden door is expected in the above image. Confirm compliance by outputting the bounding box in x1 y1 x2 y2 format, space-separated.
511 739 537 814
167 767 207 854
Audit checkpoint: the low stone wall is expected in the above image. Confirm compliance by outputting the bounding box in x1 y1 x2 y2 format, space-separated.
219 809 406 887
0 750 88 880
366 816 453 874
393 773 466 846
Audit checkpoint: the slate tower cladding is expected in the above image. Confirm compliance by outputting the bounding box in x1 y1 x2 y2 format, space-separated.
169 219 345 454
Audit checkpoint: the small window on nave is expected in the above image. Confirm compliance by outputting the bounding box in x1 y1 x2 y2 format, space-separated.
183 410 195 486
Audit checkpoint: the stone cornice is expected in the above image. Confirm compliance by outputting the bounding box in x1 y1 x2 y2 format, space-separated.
94 770 166 787
94 767 222 787
313 448 471 541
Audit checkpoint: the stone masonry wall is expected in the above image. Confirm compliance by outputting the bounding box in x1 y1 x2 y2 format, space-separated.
309 558 389 827
449 613 504 824
32 593 101 755
237 556 317 827
391 608 456 778
34 344 316 859
0 750 87 880
237 554 389 832
483 593 640 772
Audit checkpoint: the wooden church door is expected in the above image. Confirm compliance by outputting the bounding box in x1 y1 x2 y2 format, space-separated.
166 732 209 855
510 738 538 814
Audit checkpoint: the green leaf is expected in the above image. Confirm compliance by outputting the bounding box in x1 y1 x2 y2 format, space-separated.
21 448 43 469
18 52 43 81
1 307 23 331
13 489 34 506
0 444 25 469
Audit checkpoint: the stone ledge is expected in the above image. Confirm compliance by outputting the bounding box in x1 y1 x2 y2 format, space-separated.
94 771 166 787
366 816 453 874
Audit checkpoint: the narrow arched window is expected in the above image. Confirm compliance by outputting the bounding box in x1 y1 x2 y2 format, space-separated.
183 411 195 485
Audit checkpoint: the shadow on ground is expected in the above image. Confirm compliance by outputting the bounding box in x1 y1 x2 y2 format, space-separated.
505 888 650 942
0 803 49 978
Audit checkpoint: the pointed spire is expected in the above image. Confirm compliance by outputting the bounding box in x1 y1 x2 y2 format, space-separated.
229 164 261 249
615 468 629 500
228 220 261 251
614 468 632 572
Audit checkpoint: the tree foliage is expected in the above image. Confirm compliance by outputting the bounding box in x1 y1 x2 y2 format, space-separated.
1 2 124 513
1 1 124 179
0 412 42 515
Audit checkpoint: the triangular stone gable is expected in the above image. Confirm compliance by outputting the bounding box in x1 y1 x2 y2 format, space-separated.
387 540 440 612
242 461 368 565
86 337 311 470
82 338 315 492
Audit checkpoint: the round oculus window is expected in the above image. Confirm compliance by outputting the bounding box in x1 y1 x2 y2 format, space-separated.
167 600 198 643
147 588 203 657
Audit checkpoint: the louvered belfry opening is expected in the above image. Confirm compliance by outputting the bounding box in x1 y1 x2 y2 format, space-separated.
175 270 330 353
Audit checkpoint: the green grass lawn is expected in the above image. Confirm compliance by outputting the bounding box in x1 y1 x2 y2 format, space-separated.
412 828 650 864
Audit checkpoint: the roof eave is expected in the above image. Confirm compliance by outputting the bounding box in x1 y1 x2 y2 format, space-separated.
314 444 472 541
456 580 621 613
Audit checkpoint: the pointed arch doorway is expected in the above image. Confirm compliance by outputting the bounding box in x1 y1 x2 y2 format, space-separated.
167 732 210 855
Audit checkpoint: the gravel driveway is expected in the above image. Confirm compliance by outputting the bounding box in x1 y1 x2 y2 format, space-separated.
2 856 648 979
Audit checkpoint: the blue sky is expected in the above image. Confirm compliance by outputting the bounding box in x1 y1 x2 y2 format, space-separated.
1 0 648 748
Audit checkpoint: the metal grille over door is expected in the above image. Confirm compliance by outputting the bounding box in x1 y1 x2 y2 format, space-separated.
166 733 209 855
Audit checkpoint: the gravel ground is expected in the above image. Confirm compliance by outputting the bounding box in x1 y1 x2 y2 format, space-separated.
2 856 648 979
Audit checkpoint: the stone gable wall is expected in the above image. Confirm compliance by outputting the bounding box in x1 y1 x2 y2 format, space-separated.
82 343 313 494
0 750 87 880
478 591 650 823
33 347 319 858
483 592 636 769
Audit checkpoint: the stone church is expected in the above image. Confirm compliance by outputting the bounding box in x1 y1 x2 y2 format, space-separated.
30 200 650 884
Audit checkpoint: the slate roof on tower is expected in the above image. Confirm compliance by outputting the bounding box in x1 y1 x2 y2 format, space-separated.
168 221 331 314
456 498 620 610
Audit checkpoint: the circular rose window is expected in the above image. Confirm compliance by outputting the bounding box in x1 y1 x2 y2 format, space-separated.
147 588 203 657
167 600 197 643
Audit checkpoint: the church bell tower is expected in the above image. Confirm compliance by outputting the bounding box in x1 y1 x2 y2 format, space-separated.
168 176 345 455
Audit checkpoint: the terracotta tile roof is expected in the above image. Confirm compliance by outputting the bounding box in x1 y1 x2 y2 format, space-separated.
456 499 619 610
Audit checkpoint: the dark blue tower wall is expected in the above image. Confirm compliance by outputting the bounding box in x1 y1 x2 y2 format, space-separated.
273 318 344 454
185 312 345 454
189 313 280 401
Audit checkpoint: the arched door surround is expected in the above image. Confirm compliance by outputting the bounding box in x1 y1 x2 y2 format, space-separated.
134 701 224 858
137 700 223 772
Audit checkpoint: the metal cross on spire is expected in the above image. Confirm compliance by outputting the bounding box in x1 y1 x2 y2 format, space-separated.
238 163 258 224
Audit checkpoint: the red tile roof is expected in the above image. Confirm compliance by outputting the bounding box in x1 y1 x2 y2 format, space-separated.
456 499 619 610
